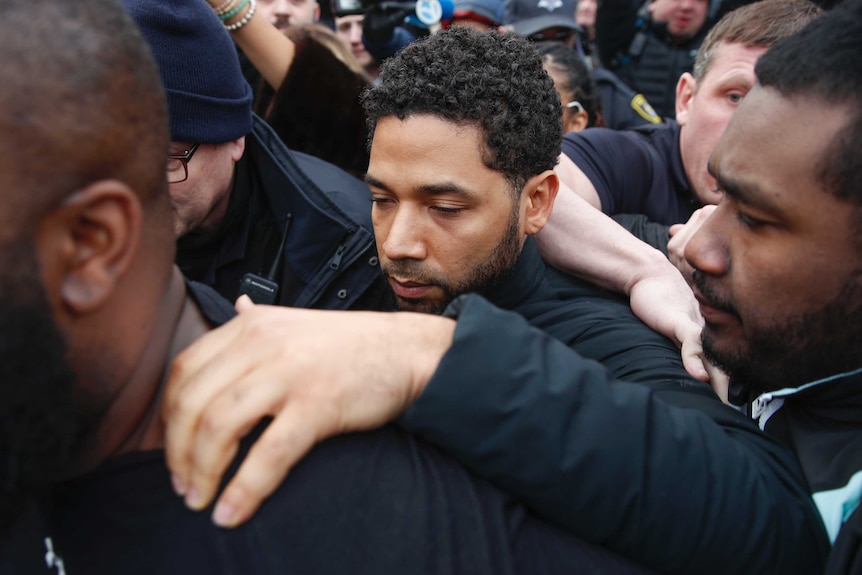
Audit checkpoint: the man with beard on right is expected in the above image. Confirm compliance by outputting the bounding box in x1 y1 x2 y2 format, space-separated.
166 3 862 573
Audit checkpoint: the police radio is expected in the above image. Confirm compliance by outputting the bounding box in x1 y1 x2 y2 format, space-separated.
238 213 292 305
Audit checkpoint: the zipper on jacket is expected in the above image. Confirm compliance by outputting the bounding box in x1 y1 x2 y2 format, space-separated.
329 243 347 270
341 238 374 271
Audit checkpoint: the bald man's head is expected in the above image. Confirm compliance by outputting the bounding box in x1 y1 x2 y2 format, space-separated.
0 0 170 234
0 0 173 532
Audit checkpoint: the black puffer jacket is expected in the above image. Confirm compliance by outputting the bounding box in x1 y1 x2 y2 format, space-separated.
400 240 831 574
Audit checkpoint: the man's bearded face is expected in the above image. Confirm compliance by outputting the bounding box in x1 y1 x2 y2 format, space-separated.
0 242 77 534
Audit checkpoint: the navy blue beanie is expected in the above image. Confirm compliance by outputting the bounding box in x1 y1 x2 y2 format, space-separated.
122 0 253 143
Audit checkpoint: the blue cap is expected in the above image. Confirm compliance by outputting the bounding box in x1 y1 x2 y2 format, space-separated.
122 0 253 144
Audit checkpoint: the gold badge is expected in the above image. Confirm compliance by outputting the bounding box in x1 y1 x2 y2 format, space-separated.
631 94 661 124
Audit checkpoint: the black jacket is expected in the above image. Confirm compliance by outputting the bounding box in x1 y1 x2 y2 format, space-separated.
177 115 390 311
751 368 862 575
36 283 657 575
400 241 830 575
596 0 708 119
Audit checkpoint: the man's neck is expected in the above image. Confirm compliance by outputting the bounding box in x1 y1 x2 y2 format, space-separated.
71 269 211 474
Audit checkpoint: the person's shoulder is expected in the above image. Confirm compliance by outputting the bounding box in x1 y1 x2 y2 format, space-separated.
186 280 236 326
247 115 372 224
592 67 663 129
290 150 372 215
563 126 633 152
563 124 662 164
524 265 634 332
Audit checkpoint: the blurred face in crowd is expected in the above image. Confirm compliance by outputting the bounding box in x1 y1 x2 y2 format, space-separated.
259 0 320 29
676 41 767 206
335 15 377 74
526 26 578 48
367 115 555 314
686 86 862 394
575 0 596 36
168 138 246 237
649 0 709 42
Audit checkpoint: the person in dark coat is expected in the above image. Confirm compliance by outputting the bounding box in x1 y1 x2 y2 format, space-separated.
127 0 389 311
596 0 710 118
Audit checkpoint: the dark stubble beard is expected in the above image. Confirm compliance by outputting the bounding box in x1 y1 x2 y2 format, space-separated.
382 204 523 316
701 269 862 402
0 243 78 536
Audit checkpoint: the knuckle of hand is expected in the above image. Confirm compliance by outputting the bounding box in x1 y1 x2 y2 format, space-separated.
201 411 228 438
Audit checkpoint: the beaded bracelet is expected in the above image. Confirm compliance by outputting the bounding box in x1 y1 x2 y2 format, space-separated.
219 0 249 21
225 0 257 31
212 0 236 14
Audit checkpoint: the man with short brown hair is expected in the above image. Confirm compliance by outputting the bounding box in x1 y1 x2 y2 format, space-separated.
548 0 820 259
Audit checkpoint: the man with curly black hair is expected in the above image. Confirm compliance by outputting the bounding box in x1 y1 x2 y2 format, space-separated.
365 29 561 199
356 30 694 401
363 28 562 315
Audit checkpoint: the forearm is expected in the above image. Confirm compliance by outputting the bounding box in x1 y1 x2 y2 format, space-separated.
210 1 296 89
401 295 829 575
536 188 669 296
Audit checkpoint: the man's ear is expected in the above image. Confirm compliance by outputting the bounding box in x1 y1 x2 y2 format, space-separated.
37 180 142 316
675 72 697 125
228 135 246 162
521 170 559 236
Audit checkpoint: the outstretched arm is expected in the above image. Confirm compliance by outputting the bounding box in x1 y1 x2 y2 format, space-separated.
207 0 296 89
163 294 828 575
536 179 708 381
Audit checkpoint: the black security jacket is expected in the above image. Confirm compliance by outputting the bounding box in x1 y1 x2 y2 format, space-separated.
177 115 390 311
401 240 831 575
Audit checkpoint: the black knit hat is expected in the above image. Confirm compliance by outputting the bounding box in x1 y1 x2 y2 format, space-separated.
122 0 253 143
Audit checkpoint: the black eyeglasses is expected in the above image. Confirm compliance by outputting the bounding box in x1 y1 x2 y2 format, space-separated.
166 143 200 184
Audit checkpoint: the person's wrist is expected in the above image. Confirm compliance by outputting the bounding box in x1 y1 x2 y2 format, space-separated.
221 0 257 31
395 313 454 404
622 243 677 296
210 0 235 12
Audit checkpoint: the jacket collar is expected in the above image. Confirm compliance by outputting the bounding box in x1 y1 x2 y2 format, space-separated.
478 236 545 312
752 366 862 431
